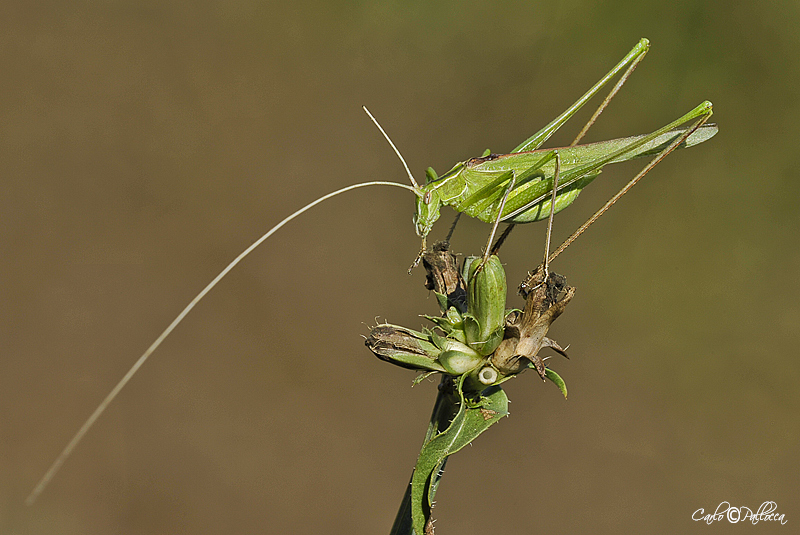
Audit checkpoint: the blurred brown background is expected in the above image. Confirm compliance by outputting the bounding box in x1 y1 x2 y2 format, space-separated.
2 1 798 534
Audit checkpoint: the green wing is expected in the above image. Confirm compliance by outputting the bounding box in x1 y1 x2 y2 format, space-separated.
554 123 718 165
436 123 717 224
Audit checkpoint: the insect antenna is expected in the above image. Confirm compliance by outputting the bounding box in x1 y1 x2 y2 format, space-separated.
363 106 421 191
25 178 417 506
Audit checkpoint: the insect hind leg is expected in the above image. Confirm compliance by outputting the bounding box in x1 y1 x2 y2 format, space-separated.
570 47 648 146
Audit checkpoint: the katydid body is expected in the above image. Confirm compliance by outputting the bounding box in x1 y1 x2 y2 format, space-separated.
413 108 717 237
405 38 716 247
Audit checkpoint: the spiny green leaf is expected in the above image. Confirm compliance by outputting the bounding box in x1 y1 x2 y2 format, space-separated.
545 368 568 399
410 377 508 534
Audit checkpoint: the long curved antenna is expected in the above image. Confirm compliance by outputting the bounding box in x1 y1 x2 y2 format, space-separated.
363 106 421 191
25 180 416 506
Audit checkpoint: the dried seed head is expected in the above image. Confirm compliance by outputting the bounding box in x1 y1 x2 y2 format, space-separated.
365 324 445 372
492 268 575 376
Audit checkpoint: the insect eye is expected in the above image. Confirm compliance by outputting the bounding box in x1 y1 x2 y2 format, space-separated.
424 191 432 204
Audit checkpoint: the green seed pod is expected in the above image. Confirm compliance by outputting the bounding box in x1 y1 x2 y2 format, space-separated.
463 255 507 356
436 339 484 375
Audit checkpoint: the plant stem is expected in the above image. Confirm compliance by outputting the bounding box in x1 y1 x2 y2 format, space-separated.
389 377 460 535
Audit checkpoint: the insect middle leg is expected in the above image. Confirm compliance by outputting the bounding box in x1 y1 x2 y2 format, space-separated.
478 148 563 269
490 152 563 283
476 170 517 271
